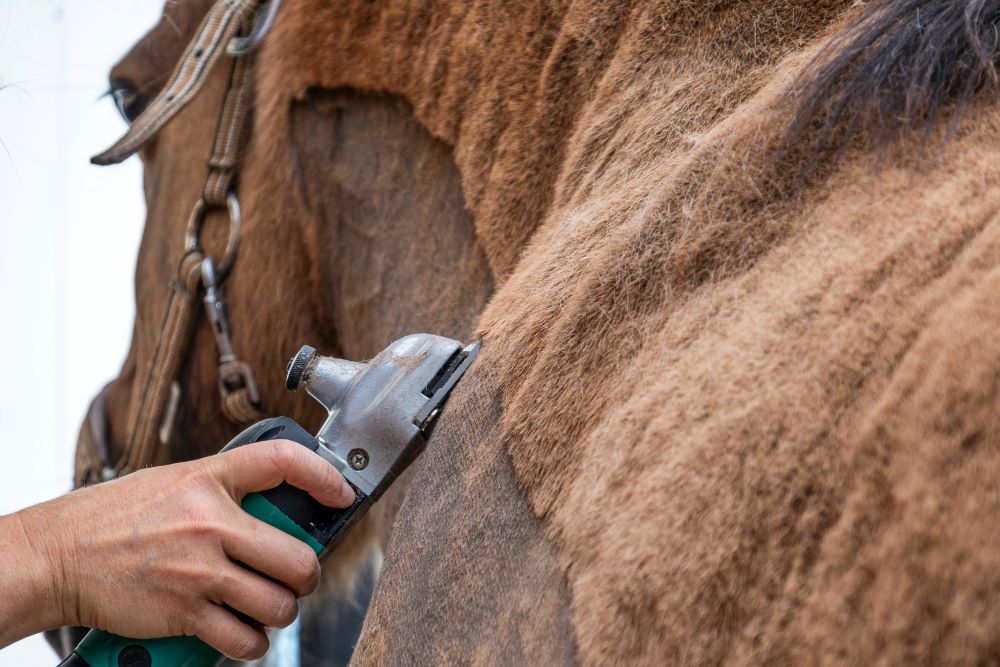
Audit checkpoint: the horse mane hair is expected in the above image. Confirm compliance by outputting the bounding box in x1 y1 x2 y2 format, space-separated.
782 0 1000 166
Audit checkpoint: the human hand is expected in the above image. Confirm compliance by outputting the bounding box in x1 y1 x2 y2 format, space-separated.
10 440 354 661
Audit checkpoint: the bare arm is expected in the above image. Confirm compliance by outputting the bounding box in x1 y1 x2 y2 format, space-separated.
0 509 62 648
0 440 355 661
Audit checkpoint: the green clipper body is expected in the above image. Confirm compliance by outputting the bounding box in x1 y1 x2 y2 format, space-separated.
60 334 480 667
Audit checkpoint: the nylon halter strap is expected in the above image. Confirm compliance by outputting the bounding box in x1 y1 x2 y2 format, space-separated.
86 0 269 481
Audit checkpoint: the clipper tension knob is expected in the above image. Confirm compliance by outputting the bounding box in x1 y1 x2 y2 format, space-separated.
286 345 317 391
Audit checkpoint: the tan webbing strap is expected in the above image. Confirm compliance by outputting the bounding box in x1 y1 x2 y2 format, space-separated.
92 0 260 166
119 251 204 474
204 55 255 206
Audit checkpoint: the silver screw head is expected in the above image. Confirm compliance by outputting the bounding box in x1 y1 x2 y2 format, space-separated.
348 448 369 470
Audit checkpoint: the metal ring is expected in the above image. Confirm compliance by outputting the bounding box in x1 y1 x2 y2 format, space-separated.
185 191 241 282
227 0 284 56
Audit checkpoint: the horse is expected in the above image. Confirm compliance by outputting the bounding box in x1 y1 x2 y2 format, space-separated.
66 0 1000 663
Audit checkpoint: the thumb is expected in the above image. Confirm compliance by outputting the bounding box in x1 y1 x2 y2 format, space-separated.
212 440 355 508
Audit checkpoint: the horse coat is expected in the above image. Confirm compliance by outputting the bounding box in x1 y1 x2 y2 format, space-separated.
75 0 1000 664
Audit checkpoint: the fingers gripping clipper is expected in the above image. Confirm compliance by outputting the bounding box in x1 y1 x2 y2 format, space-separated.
62 334 480 667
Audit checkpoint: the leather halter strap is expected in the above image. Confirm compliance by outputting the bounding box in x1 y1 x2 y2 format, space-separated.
92 0 260 166
81 0 270 482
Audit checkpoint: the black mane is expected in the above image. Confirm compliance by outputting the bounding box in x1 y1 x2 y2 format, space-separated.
783 0 1000 165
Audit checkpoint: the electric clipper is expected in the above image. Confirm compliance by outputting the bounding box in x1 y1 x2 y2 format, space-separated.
60 333 479 667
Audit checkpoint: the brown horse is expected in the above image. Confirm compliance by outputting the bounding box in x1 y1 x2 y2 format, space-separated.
69 0 1000 663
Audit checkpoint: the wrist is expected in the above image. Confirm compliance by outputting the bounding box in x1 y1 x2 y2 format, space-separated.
0 504 74 644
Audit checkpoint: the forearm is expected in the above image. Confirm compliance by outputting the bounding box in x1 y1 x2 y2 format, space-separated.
0 507 65 648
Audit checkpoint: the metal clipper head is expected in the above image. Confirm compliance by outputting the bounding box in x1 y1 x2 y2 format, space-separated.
284 334 480 500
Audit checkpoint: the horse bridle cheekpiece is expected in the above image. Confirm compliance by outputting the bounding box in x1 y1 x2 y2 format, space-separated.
80 0 284 483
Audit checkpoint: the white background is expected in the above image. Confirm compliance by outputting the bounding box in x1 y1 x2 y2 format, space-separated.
0 0 164 663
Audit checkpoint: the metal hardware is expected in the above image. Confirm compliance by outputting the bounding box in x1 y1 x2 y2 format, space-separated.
288 335 479 498
228 0 284 56
186 191 241 283
348 449 369 470
202 258 260 404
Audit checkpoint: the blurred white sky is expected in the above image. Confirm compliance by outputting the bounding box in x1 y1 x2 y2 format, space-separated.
0 0 164 663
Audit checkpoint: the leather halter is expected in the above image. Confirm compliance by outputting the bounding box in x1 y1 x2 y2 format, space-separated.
78 0 281 484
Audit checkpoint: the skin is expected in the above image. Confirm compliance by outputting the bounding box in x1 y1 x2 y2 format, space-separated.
0 439 355 662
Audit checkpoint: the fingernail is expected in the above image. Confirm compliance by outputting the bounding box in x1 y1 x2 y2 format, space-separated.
341 480 356 504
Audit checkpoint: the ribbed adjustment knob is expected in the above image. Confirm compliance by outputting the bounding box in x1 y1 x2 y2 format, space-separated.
286 345 317 391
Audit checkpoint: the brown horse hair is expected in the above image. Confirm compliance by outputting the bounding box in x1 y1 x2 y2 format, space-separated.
780 0 1000 173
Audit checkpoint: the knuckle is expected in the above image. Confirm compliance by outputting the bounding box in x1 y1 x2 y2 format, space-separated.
306 555 322 592
228 631 267 662
188 516 221 538
263 440 300 474
290 548 321 595
176 560 206 587
191 604 226 645
180 506 227 539
209 569 232 597
272 590 299 628
173 602 201 637
188 570 222 601
179 462 216 493
269 439 299 462
182 556 225 594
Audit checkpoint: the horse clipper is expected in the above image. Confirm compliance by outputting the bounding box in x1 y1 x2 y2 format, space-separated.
60 334 480 667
